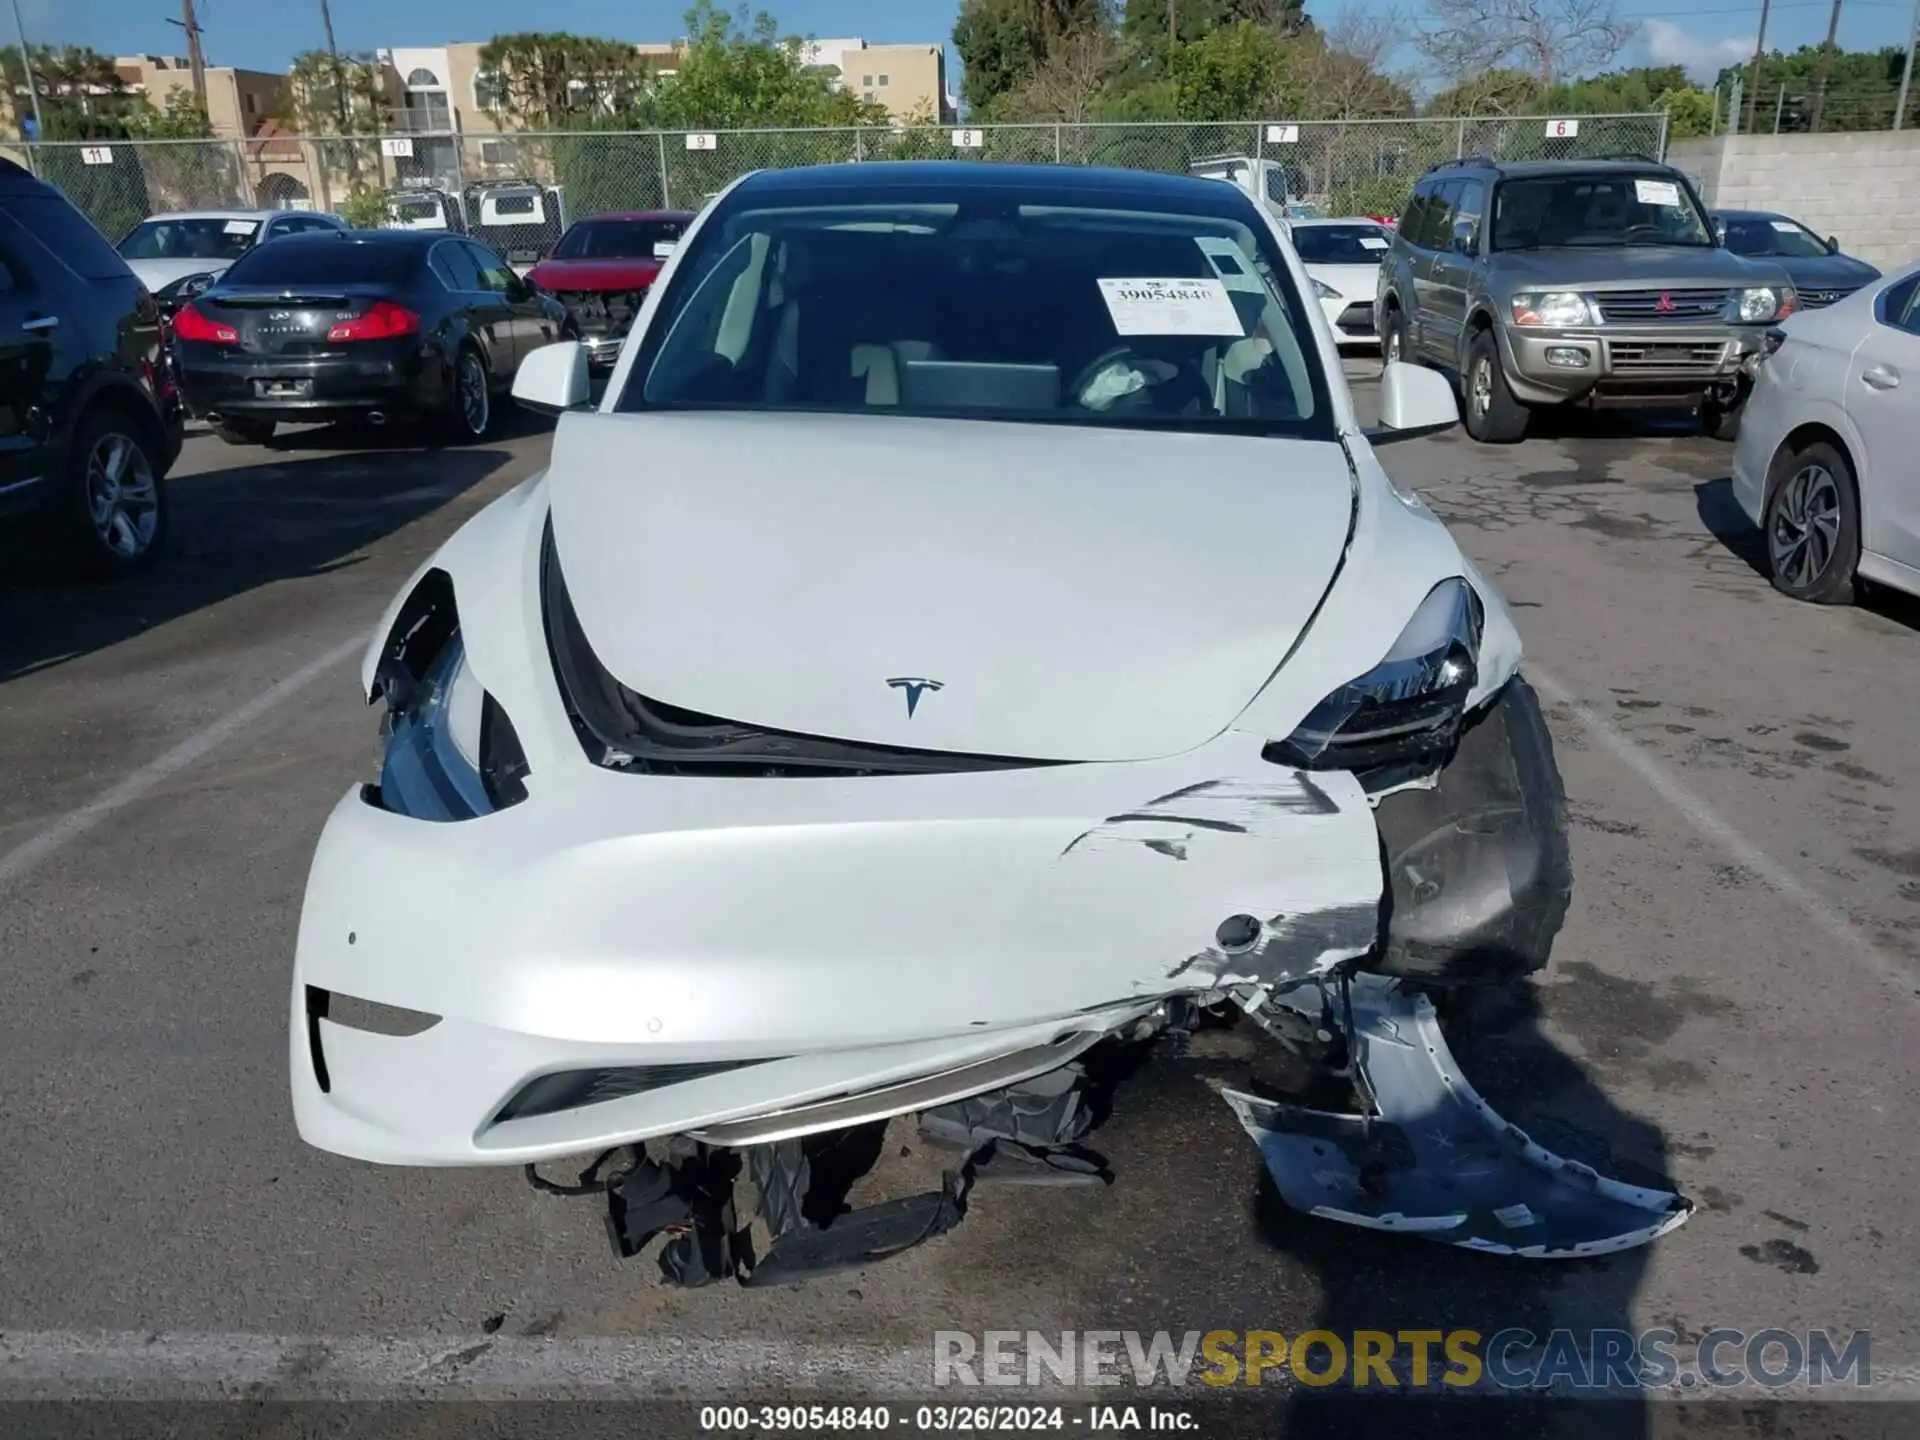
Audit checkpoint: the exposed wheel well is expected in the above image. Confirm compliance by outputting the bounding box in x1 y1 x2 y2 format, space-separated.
77 382 163 461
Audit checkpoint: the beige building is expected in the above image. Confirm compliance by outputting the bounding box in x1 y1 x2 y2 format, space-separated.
803 38 954 123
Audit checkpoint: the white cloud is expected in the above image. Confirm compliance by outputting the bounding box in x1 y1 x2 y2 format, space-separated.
1642 20 1755 82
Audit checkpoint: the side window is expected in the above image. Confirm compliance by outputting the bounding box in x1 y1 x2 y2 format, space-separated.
0 196 128 281
1451 179 1485 251
1885 274 1920 336
465 242 516 293
1400 183 1435 249
432 241 481 291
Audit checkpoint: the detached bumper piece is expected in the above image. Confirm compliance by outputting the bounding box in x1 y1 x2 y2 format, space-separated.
1225 977 1694 1257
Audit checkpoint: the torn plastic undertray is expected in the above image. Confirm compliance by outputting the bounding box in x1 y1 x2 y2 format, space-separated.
1224 976 1693 1257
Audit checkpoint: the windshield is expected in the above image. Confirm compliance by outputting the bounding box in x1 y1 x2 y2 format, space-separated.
555 218 687 259
1290 223 1393 265
219 239 417 287
1720 215 1831 259
619 181 1330 438
391 197 444 224
1491 173 1714 250
118 216 261 262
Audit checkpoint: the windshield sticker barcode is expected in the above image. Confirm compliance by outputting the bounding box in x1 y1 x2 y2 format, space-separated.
1097 278 1244 337
1634 179 1682 207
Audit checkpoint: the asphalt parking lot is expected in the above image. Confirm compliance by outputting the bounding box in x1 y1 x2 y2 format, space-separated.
3 375 1919 1429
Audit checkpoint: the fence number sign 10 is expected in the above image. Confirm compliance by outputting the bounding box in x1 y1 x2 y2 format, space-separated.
381 138 413 157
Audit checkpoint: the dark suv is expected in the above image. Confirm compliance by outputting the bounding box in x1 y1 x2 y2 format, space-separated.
1375 156 1797 443
0 159 184 574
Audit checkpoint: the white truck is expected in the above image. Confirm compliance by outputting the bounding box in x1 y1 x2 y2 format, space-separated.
1188 154 1322 221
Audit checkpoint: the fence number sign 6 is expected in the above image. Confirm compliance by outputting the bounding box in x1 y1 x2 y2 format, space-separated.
951 129 985 149
81 145 114 165
1544 118 1581 138
685 133 718 151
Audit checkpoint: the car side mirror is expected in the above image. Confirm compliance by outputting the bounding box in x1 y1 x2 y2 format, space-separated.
1369 361 1458 445
1450 219 1476 255
512 340 591 415
1826 235 1839 253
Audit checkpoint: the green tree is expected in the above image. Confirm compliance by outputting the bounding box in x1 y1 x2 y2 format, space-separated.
1166 19 1298 120
128 88 216 139
288 49 388 134
953 0 1109 114
1715 45 1907 130
1422 68 1542 116
475 31 653 130
650 3 889 128
2 44 143 139
1118 0 1308 67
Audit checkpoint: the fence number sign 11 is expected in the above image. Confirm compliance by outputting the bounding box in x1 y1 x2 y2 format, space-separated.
1544 118 1581 138
81 146 114 165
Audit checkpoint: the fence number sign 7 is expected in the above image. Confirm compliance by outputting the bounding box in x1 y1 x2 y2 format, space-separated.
952 129 985 149
1544 118 1581 138
685 133 718 151
81 145 114 165
1265 125 1300 144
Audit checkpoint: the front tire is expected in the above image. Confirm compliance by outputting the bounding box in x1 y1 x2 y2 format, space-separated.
63 405 167 577
442 345 492 442
1462 330 1529 444
212 417 276 446
1380 306 1407 371
1763 440 1859 605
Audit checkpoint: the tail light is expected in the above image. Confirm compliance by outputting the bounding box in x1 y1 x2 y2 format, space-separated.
328 301 421 343
173 304 237 344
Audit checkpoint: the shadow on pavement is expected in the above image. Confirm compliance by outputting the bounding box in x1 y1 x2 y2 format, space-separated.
241 402 555 453
1257 981 1671 1439
1693 478 1771 580
0 441 514 683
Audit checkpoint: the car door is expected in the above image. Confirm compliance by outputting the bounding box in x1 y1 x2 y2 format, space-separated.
1847 273 1920 570
467 239 553 374
431 240 514 378
1409 180 1459 361
0 234 59 514
461 240 532 376
1427 177 1483 369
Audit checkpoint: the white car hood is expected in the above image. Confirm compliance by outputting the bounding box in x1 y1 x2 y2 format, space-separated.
545 410 1357 763
125 255 234 292
1306 263 1379 302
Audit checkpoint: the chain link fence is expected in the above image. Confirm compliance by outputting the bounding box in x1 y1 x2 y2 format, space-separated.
20 112 1669 245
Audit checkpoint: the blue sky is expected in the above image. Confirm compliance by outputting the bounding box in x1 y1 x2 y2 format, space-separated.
29 0 1920 92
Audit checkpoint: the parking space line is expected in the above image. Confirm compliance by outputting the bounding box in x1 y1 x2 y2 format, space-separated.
0 637 362 897
1529 666 1915 999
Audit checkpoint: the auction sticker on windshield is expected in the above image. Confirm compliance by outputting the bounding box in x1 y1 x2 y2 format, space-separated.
1633 179 1682 207
1359 236 1390 249
224 220 260 235
1098 278 1243 337
1771 220 1803 233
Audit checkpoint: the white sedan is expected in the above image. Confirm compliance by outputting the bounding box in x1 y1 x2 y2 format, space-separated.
289 162 1688 1280
1285 217 1396 352
1732 261 1920 603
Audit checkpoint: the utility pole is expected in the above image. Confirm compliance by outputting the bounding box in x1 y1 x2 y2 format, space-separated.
1897 0 1918 129
1743 0 1773 134
1168 0 1178 44
181 0 207 105
1807 0 1844 132
8 0 43 141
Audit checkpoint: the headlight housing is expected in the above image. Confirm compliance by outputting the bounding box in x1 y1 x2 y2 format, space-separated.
369 573 530 820
1265 578 1484 777
1311 277 1341 301
1510 291 1596 327
1729 286 1796 323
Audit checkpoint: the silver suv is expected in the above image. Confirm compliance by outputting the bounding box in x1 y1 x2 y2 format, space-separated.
1375 157 1797 442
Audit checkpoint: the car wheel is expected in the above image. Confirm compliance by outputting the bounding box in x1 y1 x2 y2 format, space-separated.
1462 330 1529 444
1380 308 1406 370
444 346 492 441
1763 440 1859 605
212 417 276 447
64 405 167 577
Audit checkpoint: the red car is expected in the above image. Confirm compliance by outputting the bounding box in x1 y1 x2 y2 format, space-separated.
526 210 695 368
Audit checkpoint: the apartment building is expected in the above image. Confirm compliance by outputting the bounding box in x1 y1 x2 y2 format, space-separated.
803 38 955 123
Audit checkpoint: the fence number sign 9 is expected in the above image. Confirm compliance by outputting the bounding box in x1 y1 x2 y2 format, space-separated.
685 133 718 151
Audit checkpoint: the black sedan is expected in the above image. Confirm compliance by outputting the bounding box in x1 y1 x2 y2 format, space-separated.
172 229 573 445
1711 209 1882 310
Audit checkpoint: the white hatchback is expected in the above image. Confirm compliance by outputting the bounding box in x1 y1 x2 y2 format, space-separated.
1731 261 1920 603
1284 217 1396 352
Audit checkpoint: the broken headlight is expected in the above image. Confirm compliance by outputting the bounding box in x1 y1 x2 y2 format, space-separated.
370 575 530 820
1263 578 1483 774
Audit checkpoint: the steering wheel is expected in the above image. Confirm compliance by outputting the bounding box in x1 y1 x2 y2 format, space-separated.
1070 342 1209 413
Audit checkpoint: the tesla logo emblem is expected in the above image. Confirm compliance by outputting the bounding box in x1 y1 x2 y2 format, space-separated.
1655 293 1677 313
886 677 943 717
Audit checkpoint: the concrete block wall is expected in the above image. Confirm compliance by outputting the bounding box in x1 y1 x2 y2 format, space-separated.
1666 132 1920 270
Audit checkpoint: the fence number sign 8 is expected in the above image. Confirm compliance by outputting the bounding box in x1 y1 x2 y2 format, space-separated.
80 145 114 165
952 129 985 149
685 133 718 151
1544 118 1580 138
